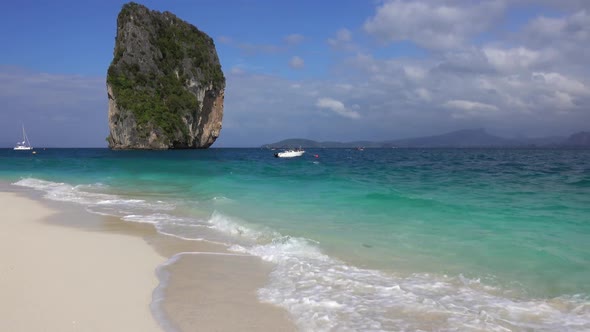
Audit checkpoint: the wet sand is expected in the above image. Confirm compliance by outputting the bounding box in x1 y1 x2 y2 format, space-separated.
0 185 296 331
157 253 296 331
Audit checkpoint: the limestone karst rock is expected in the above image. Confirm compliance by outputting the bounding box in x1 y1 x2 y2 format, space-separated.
106 2 225 149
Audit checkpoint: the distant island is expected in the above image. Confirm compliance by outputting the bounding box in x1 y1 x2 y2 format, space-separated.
106 2 225 150
262 129 590 148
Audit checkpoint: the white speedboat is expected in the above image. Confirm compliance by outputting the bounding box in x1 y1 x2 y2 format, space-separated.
14 125 33 151
275 149 305 158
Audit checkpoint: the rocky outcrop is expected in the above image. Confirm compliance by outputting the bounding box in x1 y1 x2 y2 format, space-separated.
106 2 225 149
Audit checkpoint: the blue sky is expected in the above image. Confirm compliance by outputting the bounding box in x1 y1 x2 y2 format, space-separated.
1 0 589 147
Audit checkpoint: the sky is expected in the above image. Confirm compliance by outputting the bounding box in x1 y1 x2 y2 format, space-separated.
0 0 589 147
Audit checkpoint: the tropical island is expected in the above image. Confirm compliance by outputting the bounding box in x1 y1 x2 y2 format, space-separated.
263 129 590 149
106 2 225 150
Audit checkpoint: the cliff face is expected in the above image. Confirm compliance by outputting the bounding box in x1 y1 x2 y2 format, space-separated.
107 2 225 149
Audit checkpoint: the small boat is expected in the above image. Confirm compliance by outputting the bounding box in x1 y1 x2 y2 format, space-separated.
14 125 33 151
274 148 305 158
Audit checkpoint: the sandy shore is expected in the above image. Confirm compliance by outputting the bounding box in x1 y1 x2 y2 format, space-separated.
158 253 296 331
0 187 296 331
0 192 164 332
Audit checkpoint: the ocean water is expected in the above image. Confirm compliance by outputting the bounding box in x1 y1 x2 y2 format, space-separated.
1 148 589 331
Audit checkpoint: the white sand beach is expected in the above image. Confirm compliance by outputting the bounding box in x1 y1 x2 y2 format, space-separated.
0 192 164 332
0 189 296 331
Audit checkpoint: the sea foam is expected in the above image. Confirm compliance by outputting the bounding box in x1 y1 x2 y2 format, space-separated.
230 236 590 331
13 177 590 331
13 178 174 216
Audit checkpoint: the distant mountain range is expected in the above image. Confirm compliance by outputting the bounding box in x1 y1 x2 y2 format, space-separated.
262 129 590 148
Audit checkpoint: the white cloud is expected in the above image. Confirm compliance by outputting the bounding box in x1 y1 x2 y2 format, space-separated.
284 33 305 45
443 99 499 112
216 49 590 146
335 28 351 42
316 97 361 119
520 10 590 68
546 91 576 109
532 72 590 96
289 56 305 69
0 67 107 147
328 28 356 51
5 3 590 148
483 47 543 72
525 16 567 40
404 65 427 81
525 10 589 44
0 68 104 107
415 88 431 101
444 99 500 119
364 0 504 50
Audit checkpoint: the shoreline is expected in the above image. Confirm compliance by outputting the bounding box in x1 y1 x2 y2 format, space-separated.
2 149 590 330
0 184 296 331
155 252 296 332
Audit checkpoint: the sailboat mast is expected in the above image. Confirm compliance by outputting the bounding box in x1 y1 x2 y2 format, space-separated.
14 124 33 150
22 124 30 146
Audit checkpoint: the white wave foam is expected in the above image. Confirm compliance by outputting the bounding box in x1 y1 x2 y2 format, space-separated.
155 231 206 242
13 178 175 215
122 213 201 225
230 236 327 262
14 178 590 331
212 196 232 202
187 211 590 330
231 238 590 331
207 211 279 242
14 178 106 204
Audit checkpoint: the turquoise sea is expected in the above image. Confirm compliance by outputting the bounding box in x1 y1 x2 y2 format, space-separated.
1 148 589 331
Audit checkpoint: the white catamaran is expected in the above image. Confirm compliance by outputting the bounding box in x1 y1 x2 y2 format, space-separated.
14 125 33 151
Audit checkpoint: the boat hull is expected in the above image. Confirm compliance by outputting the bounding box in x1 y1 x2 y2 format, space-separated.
275 150 305 158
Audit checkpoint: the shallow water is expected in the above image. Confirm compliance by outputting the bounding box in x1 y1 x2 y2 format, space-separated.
1 148 589 330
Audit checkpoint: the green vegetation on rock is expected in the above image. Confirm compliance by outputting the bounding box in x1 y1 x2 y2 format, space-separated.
107 2 224 143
